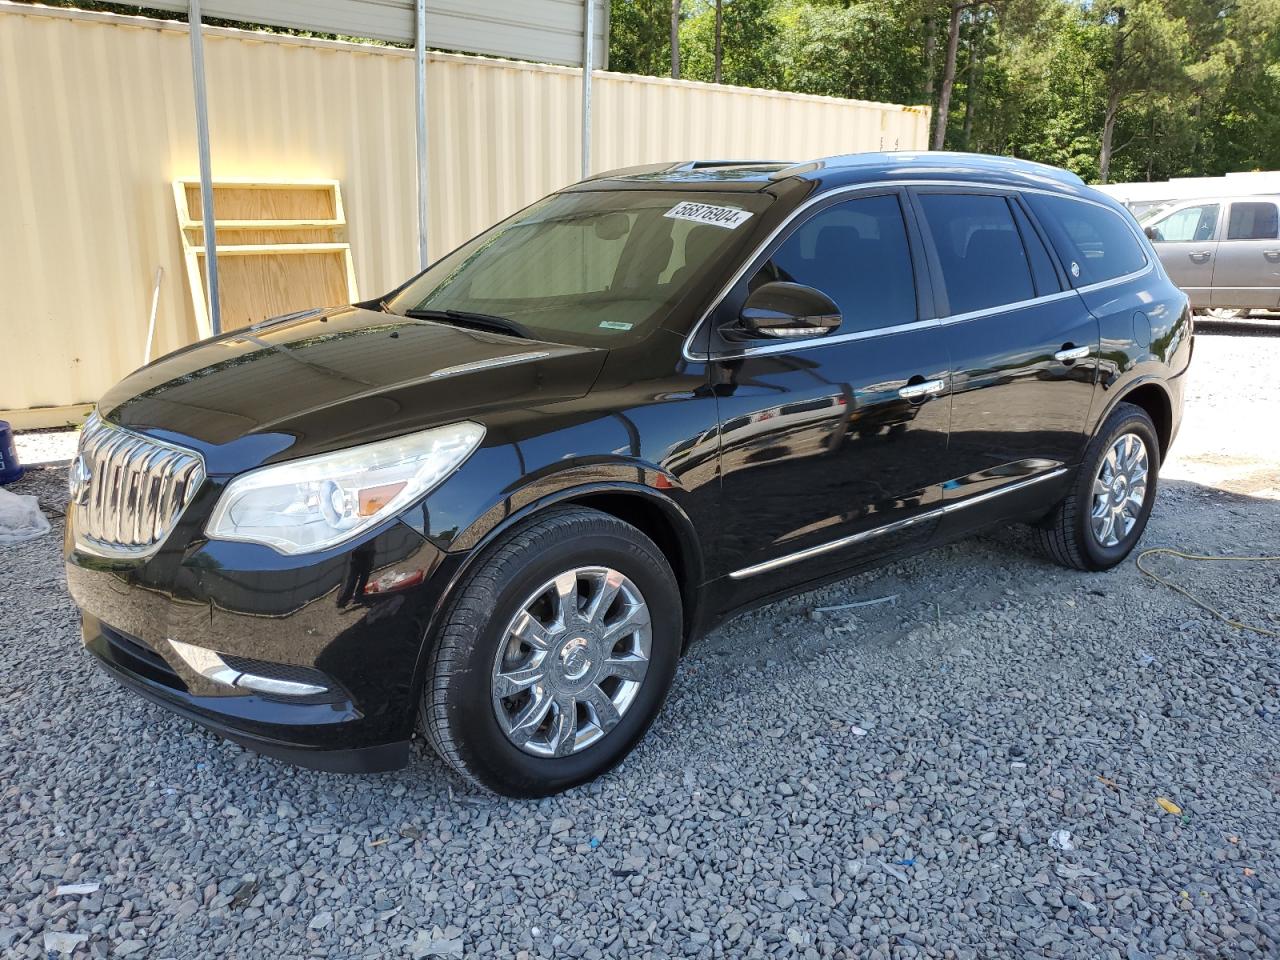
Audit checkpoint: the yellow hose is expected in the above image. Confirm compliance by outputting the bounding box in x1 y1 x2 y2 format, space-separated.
1135 547 1280 639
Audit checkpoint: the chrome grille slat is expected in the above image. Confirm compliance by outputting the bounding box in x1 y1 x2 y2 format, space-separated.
88 428 124 535
94 431 129 536
125 438 155 546
71 414 206 559
136 444 168 545
113 436 141 545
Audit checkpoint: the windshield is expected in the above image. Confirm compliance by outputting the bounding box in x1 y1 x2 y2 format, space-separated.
384 190 772 346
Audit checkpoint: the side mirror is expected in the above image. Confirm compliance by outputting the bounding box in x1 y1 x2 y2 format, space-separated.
730 281 842 341
1144 226 1160 241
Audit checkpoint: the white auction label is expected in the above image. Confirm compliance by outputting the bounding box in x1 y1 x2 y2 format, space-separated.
663 201 754 229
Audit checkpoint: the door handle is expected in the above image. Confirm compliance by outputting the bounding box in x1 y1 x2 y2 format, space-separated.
1054 344 1091 363
1188 251 1212 263
898 378 947 400
1264 250 1280 262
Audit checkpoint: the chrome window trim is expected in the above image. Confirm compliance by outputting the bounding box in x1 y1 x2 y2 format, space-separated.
701 317 942 360
682 179 1152 363
728 467 1068 580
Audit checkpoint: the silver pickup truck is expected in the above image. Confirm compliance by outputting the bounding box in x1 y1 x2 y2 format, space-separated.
1142 196 1280 316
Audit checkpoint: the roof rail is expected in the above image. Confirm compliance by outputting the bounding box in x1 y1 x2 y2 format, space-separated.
771 151 1088 187
676 160 793 170
581 159 794 182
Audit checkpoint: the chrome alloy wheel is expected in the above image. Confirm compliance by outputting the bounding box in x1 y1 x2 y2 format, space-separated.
491 566 652 758
1090 433 1149 548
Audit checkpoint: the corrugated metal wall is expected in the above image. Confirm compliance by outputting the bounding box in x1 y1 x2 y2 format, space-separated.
132 0 610 66
0 3 930 421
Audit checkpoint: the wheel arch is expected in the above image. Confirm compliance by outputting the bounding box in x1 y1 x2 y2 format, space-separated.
434 481 706 650
1102 379 1173 461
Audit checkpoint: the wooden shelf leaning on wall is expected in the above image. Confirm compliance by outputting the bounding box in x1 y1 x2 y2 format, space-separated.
173 179 359 338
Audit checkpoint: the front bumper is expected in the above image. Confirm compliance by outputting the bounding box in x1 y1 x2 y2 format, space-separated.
83 615 408 772
66 495 460 773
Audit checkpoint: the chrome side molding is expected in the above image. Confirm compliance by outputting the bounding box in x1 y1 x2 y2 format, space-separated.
728 468 1068 580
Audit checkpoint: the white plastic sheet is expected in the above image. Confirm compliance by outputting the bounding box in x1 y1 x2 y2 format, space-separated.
0 487 51 544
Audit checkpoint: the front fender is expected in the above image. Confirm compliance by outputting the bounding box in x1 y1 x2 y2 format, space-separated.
401 476 707 713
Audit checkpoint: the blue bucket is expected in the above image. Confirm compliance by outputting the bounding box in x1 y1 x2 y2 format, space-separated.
0 420 23 485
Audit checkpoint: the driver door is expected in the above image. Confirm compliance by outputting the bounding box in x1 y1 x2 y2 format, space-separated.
706 189 952 596
1146 202 1220 308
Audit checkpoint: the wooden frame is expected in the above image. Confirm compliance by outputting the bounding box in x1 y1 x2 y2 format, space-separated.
173 179 359 337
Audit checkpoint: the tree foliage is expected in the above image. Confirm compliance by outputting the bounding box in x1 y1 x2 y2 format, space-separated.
609 0 1280 182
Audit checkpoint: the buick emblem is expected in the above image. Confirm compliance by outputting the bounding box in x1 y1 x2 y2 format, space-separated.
68 455 92 505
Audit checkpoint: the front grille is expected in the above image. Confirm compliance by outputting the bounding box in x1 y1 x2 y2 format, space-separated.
72 414 206 558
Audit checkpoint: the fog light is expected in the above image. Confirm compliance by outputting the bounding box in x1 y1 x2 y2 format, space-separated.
167 638 239 687
167 639 328 697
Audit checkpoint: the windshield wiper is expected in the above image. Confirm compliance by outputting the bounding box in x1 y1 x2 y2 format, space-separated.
401 307 533 340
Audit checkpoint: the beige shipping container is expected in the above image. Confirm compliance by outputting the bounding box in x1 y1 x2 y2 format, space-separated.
0 2 930 426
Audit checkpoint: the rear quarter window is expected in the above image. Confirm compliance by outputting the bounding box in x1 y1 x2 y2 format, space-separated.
1025 194 1148 286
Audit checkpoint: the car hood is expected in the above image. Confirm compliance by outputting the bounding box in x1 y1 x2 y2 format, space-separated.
99 306 607 474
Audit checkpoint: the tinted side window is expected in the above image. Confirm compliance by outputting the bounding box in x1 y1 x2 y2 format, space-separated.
1226 202 1279 240
1025 194 1148 285
1150 204 1219 243
916 193 1034 314
750 194 916 333
1011 200 1062 296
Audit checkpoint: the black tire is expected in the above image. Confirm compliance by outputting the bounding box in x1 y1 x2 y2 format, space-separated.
420 506 682 797
1035 402 1161 571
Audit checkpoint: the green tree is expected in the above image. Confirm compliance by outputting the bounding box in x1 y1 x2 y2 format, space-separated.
679 0 780 87
1086 0 1193 182
610 0 675 76
772 0 925 104
610 0 1280 183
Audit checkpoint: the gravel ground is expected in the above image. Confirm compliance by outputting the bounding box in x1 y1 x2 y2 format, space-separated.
2 330 1278 959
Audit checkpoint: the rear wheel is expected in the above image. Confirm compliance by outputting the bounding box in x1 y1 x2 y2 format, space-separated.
1035 402 1160 571
1203 307 1247 320
420 506 681 797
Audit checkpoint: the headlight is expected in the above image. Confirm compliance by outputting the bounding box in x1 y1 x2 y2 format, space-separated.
205 422 485 555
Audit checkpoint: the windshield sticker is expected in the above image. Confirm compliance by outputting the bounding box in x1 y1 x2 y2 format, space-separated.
598 320 634 331
664 201 753 230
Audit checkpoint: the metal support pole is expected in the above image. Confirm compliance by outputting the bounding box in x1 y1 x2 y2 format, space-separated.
581 0 594 180
144 267 164 364
188 0 220 336
415 0 430 270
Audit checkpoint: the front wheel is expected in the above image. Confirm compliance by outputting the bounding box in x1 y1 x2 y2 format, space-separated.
420 506 682 797
1035 402 1160 571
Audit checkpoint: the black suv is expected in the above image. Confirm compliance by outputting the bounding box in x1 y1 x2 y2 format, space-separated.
66 152 1191 796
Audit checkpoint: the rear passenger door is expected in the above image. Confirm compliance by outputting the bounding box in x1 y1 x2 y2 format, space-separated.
1212 200 1280 310
908 188 1098 526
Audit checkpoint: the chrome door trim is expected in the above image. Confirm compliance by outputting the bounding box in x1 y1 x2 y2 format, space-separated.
683 179 1151 363
727 467 1068 580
